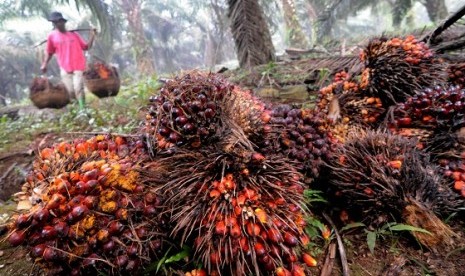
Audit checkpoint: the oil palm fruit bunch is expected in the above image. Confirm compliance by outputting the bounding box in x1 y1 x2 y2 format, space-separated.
30 77 49 93
227 85 269 140
360 35 446 105
7 135 166 275
447 61 465 88
259 104 339 179
143 72 235 151
146 130 316 275
337 93 385 129
389 85 465 131
316 71 359 116
327 129 458 248
425 131 465 199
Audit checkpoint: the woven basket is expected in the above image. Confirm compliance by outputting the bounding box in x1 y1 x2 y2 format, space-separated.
84 67 121 98
30 81 70 109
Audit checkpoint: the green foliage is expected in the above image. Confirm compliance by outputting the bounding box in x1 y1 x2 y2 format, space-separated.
304 189 327 205
0 78 160 153
144 245 191 274
362 222 431 255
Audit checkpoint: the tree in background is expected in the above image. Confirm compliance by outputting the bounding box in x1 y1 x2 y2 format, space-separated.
227 0 275 68
282 0 310 49
117 0 156 76
424 0 448 23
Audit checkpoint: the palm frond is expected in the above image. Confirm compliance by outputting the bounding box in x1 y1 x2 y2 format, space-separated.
423 3 465 52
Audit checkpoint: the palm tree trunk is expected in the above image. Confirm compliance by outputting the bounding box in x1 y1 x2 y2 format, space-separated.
392 0 413 27
227 0 275 68
424 0 448 23
282 0 309 49
119 0 156 76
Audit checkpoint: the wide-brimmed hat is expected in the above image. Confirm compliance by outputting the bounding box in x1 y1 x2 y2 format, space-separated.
48 12 67 22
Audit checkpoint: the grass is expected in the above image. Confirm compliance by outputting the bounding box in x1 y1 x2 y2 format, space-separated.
0 76 160 154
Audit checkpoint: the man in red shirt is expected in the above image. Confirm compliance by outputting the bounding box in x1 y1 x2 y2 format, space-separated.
41 12 96 110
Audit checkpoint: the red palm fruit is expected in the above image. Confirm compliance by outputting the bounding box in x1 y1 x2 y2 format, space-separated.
210 251 221 265
102 240 116 253
246 222 261 236
321 225 331 240
127 244 138 257
31 244 47 258
136 227 148 239
284 232 299 247
267 228 284 244
269 244 281 258
15 214 31 229
230 223 241 238
291 264 306 276
276 267 292 276
71 205 89 220
215 221 228 235
302 253 317 267
8 231 26 246
83 196 97 209
239 237 250 253
82 169 98 182
41 226 57 240
254 242 266 256
43 247 59 261
54 221 69 237
116 255 129 267
33 208 49 223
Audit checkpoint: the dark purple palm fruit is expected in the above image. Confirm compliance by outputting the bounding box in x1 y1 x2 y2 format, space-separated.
360 35 447 106
327 129 459 248
256 104 339 180
388 85 465 131
142 72 234 152
8 135 166 275
447 61 465 88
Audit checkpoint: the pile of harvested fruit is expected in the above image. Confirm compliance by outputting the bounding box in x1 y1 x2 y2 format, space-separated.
5 25 465 274
84 61 116 80
8 72 329 275
8 135 166 275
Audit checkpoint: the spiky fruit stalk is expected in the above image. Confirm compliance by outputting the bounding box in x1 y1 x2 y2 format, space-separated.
360 35 446 105
145 138 313 275
10 135 165 275
327 129 458 248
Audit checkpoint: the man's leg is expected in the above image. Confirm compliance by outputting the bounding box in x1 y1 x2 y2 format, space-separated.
73 71 85 110
60 69 75 100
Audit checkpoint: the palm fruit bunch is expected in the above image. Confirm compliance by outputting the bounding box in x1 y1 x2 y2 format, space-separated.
147 145 316 276
30 77 49 94
7 135 166 275
327 129 459 248
360 35 446 105
259 104 339 179
227 86 269 140
143 72 234 151
139 72 320 275
424 131 465 199
337 93 385 129
316 71 358 116
389 85 465 131
84 61 116 80
447 61 465 88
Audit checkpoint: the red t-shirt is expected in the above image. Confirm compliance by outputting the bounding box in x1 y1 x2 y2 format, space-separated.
46 30 88 72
